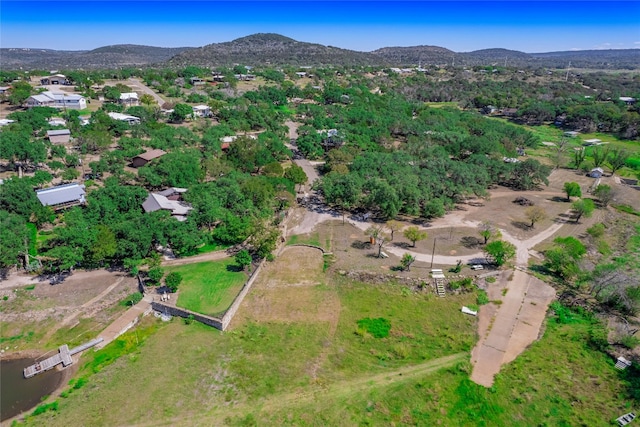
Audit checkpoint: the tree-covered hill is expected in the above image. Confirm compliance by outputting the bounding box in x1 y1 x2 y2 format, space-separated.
3 33 639 70
167 33 388 68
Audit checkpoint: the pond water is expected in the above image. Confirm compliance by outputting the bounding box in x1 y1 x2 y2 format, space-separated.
0 357 64 421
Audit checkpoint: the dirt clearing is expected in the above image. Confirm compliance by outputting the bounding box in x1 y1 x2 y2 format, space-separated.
232 246 340 325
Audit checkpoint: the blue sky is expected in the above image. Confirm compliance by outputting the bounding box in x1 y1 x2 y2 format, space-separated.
1 1 639 52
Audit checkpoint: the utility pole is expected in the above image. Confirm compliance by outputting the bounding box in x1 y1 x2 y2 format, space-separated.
430 238 437 268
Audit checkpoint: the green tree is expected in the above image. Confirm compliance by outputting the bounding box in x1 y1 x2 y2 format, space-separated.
608 149 630 176
170 103 193 123
544 236 586 280
400 253 416 271
591 146 609 168
284 164 307 191
572 198 595 223
563 182 582 202
0 210 30 269
484 240 516 267
165 272 183 293
573 148 587 170
61 168 80 182
524 206 547 228
262 161 284 177
140 93 155 106
508 159 550 190
235 249 252 272
403 226 427 248
148 266 165 284
43 245 83 274
7 81 32 106
478 221 497 244
90 225 117 265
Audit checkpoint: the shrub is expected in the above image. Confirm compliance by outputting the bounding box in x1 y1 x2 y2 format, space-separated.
165 272 183 293
147 266 164 284
356 317 391 338
619 335 640 350
31 401 58 416
477 290 489 305
120 292 143 307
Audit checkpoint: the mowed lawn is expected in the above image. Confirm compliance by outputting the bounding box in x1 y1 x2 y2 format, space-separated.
168 260 246 317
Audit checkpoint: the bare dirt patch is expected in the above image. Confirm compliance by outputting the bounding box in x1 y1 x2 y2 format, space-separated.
233 247 338 325
0 270 138 349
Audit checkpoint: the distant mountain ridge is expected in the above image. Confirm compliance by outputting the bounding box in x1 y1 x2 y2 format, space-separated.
0 45 192 69
1 34 638 70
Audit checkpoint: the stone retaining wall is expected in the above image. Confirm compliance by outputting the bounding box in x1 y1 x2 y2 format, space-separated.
151 258 266 331
220 259 265 330
151 302 224 330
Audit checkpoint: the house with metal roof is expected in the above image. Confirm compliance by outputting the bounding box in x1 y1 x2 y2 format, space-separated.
36 183 86 210
26 91 87 110
142 190 192 222
132 149 167 167
107 112 140 125
40 74 70 85
46 129 71 144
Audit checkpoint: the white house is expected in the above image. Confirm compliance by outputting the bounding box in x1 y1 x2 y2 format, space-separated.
26 91 87 110
108 112 140 125
192 105 211 118
40 74 69 85
119 92 139 106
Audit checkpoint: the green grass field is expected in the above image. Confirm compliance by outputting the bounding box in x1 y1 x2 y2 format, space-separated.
19 277 633 427
169 260 247 317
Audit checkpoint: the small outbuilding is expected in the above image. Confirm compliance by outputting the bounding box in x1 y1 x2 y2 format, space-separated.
47 129 71 144
132 149 167 168
588 167 604 178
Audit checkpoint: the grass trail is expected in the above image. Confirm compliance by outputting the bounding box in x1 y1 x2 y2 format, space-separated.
137 352 467 427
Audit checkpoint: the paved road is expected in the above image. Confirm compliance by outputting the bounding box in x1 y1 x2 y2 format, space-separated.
126 78 165 106
470 269 555 387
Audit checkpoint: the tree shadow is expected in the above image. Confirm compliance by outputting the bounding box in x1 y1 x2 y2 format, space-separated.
351 241 371 250
528 264 551 276
226 264 243 272
392 241 410 249
390 265 404 272
365 253 383 258
549 196 569 203
460 236 483 249
511 221 531 231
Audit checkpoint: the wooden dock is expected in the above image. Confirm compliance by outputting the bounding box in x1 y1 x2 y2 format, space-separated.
24 338 103 379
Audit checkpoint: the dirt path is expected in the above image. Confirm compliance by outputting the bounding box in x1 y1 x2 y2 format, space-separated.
161 250 230 266
134 352 467 427
96 293 153 349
